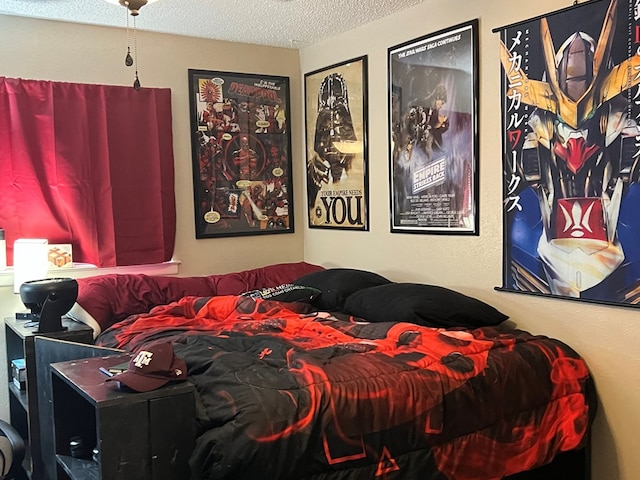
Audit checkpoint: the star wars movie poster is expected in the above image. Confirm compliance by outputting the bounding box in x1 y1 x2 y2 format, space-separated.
498 0 640 305
304 56 369 230
188 70 294 238
389 20 478 235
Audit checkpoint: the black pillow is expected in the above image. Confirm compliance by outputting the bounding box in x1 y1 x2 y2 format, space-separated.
241 283 321 303
292 268 392 311
343 283 509 328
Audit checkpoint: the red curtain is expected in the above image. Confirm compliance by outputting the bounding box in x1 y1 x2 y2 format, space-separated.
0 77 175 267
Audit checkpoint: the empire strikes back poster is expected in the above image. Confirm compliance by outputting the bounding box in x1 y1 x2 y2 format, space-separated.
389 20 478 235
498 0 640 305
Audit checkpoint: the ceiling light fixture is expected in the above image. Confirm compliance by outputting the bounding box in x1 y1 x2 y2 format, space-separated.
104 0 159 89
104 0 159 16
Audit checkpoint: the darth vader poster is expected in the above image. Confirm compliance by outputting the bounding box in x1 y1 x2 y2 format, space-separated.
497 0 640 305
388 20 479 235
304 56 369 230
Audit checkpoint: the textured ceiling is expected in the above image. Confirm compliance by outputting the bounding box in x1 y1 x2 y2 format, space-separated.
0 0 425 49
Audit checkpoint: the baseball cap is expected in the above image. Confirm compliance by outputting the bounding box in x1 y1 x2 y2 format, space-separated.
106 342 187 392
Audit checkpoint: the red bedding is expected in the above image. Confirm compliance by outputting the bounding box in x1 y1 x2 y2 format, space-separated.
96 295 595 480
70 261 324 335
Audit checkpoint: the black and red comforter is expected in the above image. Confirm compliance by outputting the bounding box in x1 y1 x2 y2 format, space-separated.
97 295 595 480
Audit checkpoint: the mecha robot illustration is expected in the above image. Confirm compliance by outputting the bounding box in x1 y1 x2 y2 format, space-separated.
501 0 640 300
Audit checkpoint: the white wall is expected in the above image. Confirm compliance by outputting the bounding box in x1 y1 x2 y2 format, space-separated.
299 1 640 479
0 13 304 434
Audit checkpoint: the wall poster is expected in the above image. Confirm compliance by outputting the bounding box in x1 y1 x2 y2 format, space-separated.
388 20 479 235
304 56 369 230
496 0 640 306
188 69 293 238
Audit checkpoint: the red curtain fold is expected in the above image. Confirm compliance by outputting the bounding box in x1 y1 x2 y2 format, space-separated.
0 77 176 267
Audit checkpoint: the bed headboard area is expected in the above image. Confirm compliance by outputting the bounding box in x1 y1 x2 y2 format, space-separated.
67 261 324 337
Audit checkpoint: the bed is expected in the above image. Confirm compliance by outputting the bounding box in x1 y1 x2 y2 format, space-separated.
68 262 596 480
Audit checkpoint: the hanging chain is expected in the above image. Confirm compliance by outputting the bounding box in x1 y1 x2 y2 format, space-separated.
125 7 134 67
133 15 141 89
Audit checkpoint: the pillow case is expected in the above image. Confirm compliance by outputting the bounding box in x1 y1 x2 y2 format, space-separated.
241 283 321 303
292 268 392 311
343 283 509 328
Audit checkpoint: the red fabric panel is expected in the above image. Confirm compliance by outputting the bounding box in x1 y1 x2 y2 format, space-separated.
0 77 175 267
104 86 176 265
75 262 324 331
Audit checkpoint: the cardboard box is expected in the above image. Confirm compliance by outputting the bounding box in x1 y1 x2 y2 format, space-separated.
48 244 73 268
11 358 26 390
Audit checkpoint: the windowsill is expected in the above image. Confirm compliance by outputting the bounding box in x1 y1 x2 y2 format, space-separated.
0 259 181 288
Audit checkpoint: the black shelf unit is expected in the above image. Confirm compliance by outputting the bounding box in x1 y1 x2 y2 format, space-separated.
50 355 195 480
4 316 94 479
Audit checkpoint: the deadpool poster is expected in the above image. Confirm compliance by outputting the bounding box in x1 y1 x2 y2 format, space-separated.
188 69 294 238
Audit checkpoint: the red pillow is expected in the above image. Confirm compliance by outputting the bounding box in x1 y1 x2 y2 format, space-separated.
69 262 324 336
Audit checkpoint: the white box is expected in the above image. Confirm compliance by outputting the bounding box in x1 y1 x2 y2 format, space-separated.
13 238 49 293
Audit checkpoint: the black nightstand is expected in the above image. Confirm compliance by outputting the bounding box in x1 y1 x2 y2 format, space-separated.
50 355 195 480
4 316 94 479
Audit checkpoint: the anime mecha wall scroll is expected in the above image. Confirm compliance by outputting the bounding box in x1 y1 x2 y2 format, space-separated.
304 56 369 230
497 0 640 306
188 70 294 238
388 20 479 235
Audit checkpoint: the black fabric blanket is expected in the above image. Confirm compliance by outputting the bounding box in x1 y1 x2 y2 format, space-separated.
97 295 595 480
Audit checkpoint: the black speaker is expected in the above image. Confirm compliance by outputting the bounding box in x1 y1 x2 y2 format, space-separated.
19 278 78 333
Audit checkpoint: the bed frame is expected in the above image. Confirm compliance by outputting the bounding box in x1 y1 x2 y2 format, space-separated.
507 444 590 479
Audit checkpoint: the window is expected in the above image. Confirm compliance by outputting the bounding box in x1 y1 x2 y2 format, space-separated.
0 77 176 267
